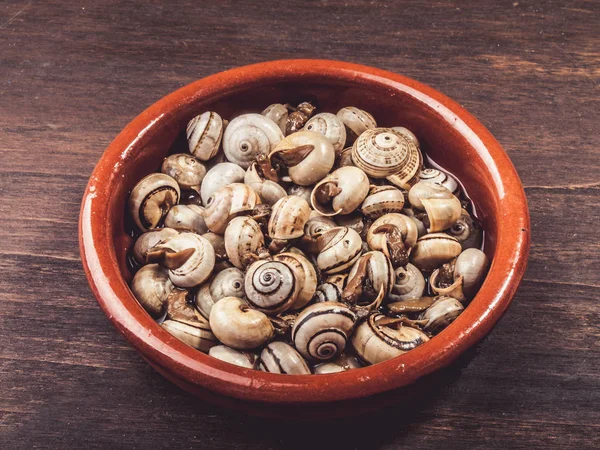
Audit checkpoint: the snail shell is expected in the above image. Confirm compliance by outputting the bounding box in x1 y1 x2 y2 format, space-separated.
337 107 377 146
391 126 419 147
186 111 224 161
292 301 357 362
316 226 363 275
455 248 489 298
366 213 419 266
287 184 313 203
151 232 215 287
129 173 180 232
268 195 311 241
166 288 204 325
351 313 430 365
410 233 462 272
312 282 342 303
273 252 317 310
335 212 369 240
402 208 428 238
269 131 335 186
163 204 208 234
244 162 287 205
200 162 246 205
244 259 300 315
203 183 261 234
209 345 258 369
195 267 245 319
162 319 217 352
161 153 207 191
351 128 421 184
325 273 348 292
387 263 426 302
345 251 395 305
301 215 337 254
224 216 266 269
313 353 363 374
447 209 483 251
419 168 459 195
360 185 405 219
209 297 274 350
130 264 173 318
262 103 288 134
419 296 464 334
310 166 370 216
223 113 284 169
133 228 179 265
408 181 462 232
259 341 311 375
201 232 227 260
303 112 347 155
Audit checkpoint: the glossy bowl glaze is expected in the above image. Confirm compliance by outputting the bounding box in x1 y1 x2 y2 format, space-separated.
79 59 530 418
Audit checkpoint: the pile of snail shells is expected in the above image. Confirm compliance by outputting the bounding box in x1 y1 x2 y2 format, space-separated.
128 101 490 375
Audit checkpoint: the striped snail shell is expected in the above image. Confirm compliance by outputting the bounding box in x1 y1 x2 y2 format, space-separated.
195 267 245 319
312 282 342 303
430 248 489 301
268 195 311 251
352 128 422 186
391 126 419 147
273 252 317 311
419 296 465 334
209 345 258 369
224 216 266 269
410 233 462 272
301 215 337 254
223 113 284 169
186 111 224 161
360 185 406 219
162 318 217 353
313 353 363 374
244 259 300 315
447 209 483 251
387 263 426 302
244 162 287 205
161 153 207 191
344 251 395 306
418 168 459 195
203 183 261 234
292 301 357 362
310 166 370 216
130 264 173 318
351 313 430 365
303 112 347 155
163 204 208 234
129 173 180 232
200 162 245 205
133 228 179 265
259 341 311 375
366 213 419 267
262 103 288 134
408 181 461 232
337 107 377 146
316 226 363 275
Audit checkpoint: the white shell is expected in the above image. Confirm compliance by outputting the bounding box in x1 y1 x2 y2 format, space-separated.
391 126 419 147
303 112 347 154
130 264 173 318
408 181 461 232
161 153 207 191
244 162 287 205
162 319 217 352
287 184 313 203
203 183 261 234
419 168 459 195
274 252 318 310
419 296 464 334
133 228 179 265
163 204 208 234
129 173 180 232
337 107 377 146
262 103 288 134
259 341 311 375
186 111 224 161
223 113 284 169
224 216 265 269
410 233 462 271
388 263 426 302
292 301 357 362
316 227 363 274
209 345 258 369
244 259 300 315
200 162 246 205
360 185 405 219
310 166 370 216
454 248 489 298
268 195 311 240
366 213 419 254
195 267 245 319
313 353 362 374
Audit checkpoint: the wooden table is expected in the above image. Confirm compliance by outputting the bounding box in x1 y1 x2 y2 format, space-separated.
1 1 598 448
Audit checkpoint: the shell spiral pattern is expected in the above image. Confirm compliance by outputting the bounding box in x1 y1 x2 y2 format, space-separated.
244 260 299 315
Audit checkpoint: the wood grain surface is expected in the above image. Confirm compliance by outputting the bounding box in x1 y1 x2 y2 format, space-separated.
1 0 599 448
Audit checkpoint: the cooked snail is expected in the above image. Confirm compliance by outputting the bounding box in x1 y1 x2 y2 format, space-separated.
129 173 180 232
130 264 173 318
342 251 394 308
133 228 179 265
209 345 258 369
419 296 465 334
304 112 347 155
203 183 261 234
195 267 245 319
429 248 489 301
316 226 363 274
186 111 224 161
366 213 418 267
301 215 337 254
409 233 462 272
313 353 363 374
267 195 311 252
273 252 317 310
161 153 207 192
224 216 267 269
286 101 316 134
259 341 311 374
163 204 208 234
262 103 288 134
408 181 461 232
244 259 300 315
391 126 419 147
200 162 246 205
447 209 483 251
310 166 370 216
387 263 426 302
360 185 405 219
244 162 287 205
418 168 459 195
162 318 218 352
337 107 377 146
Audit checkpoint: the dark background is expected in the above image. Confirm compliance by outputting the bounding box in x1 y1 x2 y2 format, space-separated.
1 0 599 448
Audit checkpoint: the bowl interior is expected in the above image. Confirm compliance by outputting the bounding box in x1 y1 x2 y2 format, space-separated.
115 79 498 281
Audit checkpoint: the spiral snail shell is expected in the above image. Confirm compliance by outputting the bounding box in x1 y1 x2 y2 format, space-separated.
409 233 462 272
129 173 180 232
303 112 347 155
419 296 464 334
200 162 246 205
351 313 430 365
292 301 357 362
273 252 317 311
224 216 266 269
366 213 419 267
130 264 173 318
146 232 215 288
387 263 426 302
447 209 483 251
316 226 363 275
360 185 406 219
312 282 342 303
244 162 287 206
267 195 311 251
195 267 245 319
186 111 224 161
209 345 258 369
132 228 179 265
419 168 459 195
223 113 284 169
408 181 461 232
313 353 363 374
287 184 313 203
162 319 217 352
163 204 208 234
209 297 274 350
244 259 300 315
337 107 377 146
203 183 262 234
391 126 419 147
310 166 370 216
269 131 335 186
259 341 311 375
262 103 288 134
161 153 207 192
343 251 395 307
301 215 337 254
430 248 489 301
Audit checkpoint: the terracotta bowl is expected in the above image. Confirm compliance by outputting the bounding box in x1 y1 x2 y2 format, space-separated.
79 59 530 418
